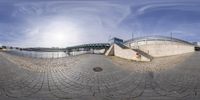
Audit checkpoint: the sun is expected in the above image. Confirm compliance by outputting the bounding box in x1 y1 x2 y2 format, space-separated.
40 19 80 47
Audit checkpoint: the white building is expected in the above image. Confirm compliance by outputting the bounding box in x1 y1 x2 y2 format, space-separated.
124 36 195 57
193 42 200 46
106 36 195 61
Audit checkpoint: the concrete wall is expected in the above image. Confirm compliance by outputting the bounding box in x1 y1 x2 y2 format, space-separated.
106 44 150 61
93 49 105 54
126 41 195 57
105 45 114 56
114 44 137 60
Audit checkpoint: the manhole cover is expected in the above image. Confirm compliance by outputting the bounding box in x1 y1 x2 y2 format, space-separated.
93 67 103 72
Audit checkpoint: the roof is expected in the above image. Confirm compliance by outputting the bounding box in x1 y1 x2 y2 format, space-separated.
124 35 194 45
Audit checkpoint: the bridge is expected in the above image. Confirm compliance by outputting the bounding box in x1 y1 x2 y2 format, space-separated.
20 43 110 53
65 43 110 54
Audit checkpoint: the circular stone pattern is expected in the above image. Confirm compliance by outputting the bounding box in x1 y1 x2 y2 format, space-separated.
93 67 103 72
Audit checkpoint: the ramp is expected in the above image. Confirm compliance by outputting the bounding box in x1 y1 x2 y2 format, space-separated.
105 43 152 61
105 45 114 56
133 49 153 61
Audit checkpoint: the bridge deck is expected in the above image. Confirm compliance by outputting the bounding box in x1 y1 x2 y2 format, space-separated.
66 43 110 50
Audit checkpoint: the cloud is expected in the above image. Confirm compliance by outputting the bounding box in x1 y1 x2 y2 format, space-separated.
118 0 200 39
2 1 132 47
0 0 200 47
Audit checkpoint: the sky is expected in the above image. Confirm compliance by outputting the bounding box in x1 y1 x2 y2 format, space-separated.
0 0 200 47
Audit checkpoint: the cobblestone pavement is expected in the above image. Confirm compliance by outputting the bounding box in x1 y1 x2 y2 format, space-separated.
0 52 200 100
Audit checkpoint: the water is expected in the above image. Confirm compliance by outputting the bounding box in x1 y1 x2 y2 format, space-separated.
7 50 68 58
5 48 106 58
6 49 104 58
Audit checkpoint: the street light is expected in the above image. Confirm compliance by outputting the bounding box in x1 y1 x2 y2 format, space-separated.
171 32 173 41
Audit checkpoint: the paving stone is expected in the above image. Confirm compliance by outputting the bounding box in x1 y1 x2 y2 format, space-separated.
0 52 200 100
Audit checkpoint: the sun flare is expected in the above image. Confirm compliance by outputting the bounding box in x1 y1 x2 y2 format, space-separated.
39 19 80 47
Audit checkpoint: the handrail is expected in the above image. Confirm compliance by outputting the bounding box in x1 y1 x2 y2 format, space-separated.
124 35 193 45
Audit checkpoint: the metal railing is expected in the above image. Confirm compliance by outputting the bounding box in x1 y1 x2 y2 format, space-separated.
124 35 194 45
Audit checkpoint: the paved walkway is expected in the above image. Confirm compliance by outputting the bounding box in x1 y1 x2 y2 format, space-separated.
0 52 200 100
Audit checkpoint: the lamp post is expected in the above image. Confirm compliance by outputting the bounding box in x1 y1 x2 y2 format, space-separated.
171 32 173 41
132 32 134 41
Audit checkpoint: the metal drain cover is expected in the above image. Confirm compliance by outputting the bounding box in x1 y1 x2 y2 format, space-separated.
93 67 103 72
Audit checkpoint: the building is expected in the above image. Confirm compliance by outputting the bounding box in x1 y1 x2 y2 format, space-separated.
124 36 195 57
193 42 200 46
0 45 3 51
106 36 195 61
193 42 200 51
109 37 123 44
0 44 2 50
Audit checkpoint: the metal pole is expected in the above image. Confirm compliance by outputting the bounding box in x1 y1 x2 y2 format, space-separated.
108 35 111 42
171 32 173 41
132 32 133 40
